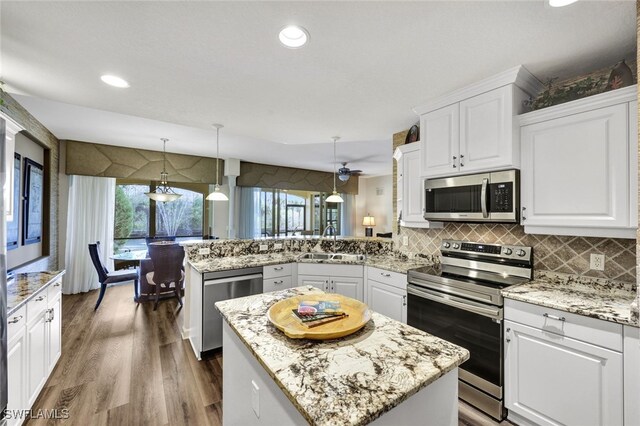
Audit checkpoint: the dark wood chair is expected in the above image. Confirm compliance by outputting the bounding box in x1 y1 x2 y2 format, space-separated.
146 244 185 310
88 241 139 310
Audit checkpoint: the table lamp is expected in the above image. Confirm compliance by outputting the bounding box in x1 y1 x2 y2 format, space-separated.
363 214 376 237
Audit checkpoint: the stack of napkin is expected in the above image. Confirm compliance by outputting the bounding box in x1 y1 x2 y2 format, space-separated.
292 300 348 328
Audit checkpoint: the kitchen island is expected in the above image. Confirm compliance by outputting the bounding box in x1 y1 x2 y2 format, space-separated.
215 286 469 426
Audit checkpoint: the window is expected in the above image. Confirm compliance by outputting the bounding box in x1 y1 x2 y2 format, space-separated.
114 182 205 253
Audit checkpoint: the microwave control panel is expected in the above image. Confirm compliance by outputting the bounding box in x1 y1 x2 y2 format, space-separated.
489 182 514 212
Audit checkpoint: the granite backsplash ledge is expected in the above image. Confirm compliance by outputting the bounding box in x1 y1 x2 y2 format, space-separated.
182 237 394 262
396 223 636 283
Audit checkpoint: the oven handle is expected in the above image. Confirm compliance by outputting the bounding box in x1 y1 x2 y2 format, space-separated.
407 285 502 321
481 178 489 219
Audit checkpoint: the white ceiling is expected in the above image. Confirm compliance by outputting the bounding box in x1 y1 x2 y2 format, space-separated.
1 1 636 176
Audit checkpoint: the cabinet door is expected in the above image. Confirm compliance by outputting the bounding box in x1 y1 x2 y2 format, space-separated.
521 103 629 229
297 275 329 292
460 86 514 172
7 330 26 426
420 104 459 178
263 276 292 293
331 277 363 301
27 311 48 407
505 320 623 426
367 280 406 323
402 148 425 222
48 294 62 374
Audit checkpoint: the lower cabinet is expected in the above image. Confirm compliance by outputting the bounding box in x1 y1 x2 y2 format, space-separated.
504 300 624 426
7 278 63 425
297 264 364 301
263 263 295 293
365 267 408 323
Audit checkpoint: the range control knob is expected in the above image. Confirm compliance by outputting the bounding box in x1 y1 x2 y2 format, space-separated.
443 242 451 249
503 248 513 255
452 243 460 249
516 249 526 257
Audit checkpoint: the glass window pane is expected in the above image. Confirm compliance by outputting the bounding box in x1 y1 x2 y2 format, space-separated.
115 184 150 253
155 187 204 237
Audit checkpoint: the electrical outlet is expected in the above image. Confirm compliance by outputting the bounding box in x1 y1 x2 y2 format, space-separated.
590 254 605 271
402 236 409 246
198 247 210 255
259 244 268 251
274 243 283 250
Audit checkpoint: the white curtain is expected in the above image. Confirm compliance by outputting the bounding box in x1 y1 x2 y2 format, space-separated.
63 176 116 294
237 187 259 239
341 193 356 236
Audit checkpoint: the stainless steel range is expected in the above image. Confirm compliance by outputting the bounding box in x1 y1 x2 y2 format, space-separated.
407 239 533 421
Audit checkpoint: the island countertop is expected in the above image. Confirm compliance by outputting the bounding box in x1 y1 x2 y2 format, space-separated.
501 272 638 327
215 286 469 426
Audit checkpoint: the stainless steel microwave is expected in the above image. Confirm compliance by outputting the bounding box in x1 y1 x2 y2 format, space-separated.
424 169 519 223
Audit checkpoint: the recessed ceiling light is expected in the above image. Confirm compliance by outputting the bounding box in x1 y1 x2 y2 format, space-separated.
100 74 130 88
279 25 309 49
549 0 578 7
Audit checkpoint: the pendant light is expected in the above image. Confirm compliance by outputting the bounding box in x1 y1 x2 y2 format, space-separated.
325 136 344 203
145 138 182 202
207 124 229 201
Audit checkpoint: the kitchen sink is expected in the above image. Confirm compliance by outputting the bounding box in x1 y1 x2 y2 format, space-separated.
298 253 365 262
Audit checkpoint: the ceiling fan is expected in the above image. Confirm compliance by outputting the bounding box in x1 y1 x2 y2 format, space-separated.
337 162 363 182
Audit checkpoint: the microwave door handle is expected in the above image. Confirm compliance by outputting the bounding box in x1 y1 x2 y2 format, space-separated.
481 178 489 218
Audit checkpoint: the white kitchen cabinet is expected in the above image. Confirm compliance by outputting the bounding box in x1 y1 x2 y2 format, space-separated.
263 263 295 293
297 263 364 301
519 86 637 238
47 283 62 374
393 144 442 229
415 66 540 179
7 307 27 426
623 325 640 426
26 303 48 408
365 267 408 323
504 299 624 426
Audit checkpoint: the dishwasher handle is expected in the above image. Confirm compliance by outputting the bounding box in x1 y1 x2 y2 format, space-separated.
204 273 263 286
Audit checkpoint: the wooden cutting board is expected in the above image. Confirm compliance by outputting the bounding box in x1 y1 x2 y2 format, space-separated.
267 294 372 340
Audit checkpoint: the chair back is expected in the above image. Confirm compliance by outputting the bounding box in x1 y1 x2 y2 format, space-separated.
148 244 185 285
145 236 177 246
88 241 109 282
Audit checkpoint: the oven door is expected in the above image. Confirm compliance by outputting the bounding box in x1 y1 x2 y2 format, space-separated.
424 173 490 221
407 284 503 399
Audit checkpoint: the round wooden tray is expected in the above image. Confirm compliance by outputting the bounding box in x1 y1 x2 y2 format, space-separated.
267 294 372 340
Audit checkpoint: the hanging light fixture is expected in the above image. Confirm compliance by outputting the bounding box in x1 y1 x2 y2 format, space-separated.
145 138 182 202
325 136 344 203
207 124 229 201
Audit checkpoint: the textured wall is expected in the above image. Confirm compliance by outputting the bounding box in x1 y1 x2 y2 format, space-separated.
238 161 359 194
1 92 59 273
65 140 221 183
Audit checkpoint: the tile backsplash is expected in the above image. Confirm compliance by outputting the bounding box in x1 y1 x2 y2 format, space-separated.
396 223 636 283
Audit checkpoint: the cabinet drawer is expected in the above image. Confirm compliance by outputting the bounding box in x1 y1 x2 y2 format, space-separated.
27 292 48 323
297 263 363 278
505 299 622 351
7 305 26 342
263 263 293 279
47 279 62 301
367 267 406 290
263 276 292 293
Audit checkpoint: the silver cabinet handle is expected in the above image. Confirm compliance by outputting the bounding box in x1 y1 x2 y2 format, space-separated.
505 327 511 342
380 272 391 278
273 267 284 271
8 315 23 324
460 154 464 167
274 280 284 285
53 283 61 287
543 313 566 322
49 308 55 323
402 295 407 306
35 296 45 302
452 156 457 168
522 206 526 221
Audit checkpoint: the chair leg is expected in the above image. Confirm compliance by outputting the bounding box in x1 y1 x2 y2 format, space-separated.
175 285 183 307
154 283 161 311
95 283 107 310
134 279 140 303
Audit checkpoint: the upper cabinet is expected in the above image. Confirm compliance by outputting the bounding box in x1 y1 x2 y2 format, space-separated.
1 112 25 222
414 66 543 179
394 143 442 229
519 86 637 239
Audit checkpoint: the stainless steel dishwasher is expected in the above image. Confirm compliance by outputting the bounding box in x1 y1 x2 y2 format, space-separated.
203 266 263 352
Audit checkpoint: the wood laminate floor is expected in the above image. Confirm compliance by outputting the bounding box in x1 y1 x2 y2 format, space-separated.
26 283 512 426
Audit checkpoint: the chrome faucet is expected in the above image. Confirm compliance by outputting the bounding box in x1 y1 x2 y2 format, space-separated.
322 224 337 253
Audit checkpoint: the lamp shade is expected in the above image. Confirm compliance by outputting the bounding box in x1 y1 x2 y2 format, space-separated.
326 191 344 203
362 216 376 227
146 191 182 202
206 185 229 201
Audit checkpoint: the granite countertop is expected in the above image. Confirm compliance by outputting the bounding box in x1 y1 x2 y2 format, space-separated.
7 270 66 315
216 286 469 426
501 272 638 327
189 253 433 275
